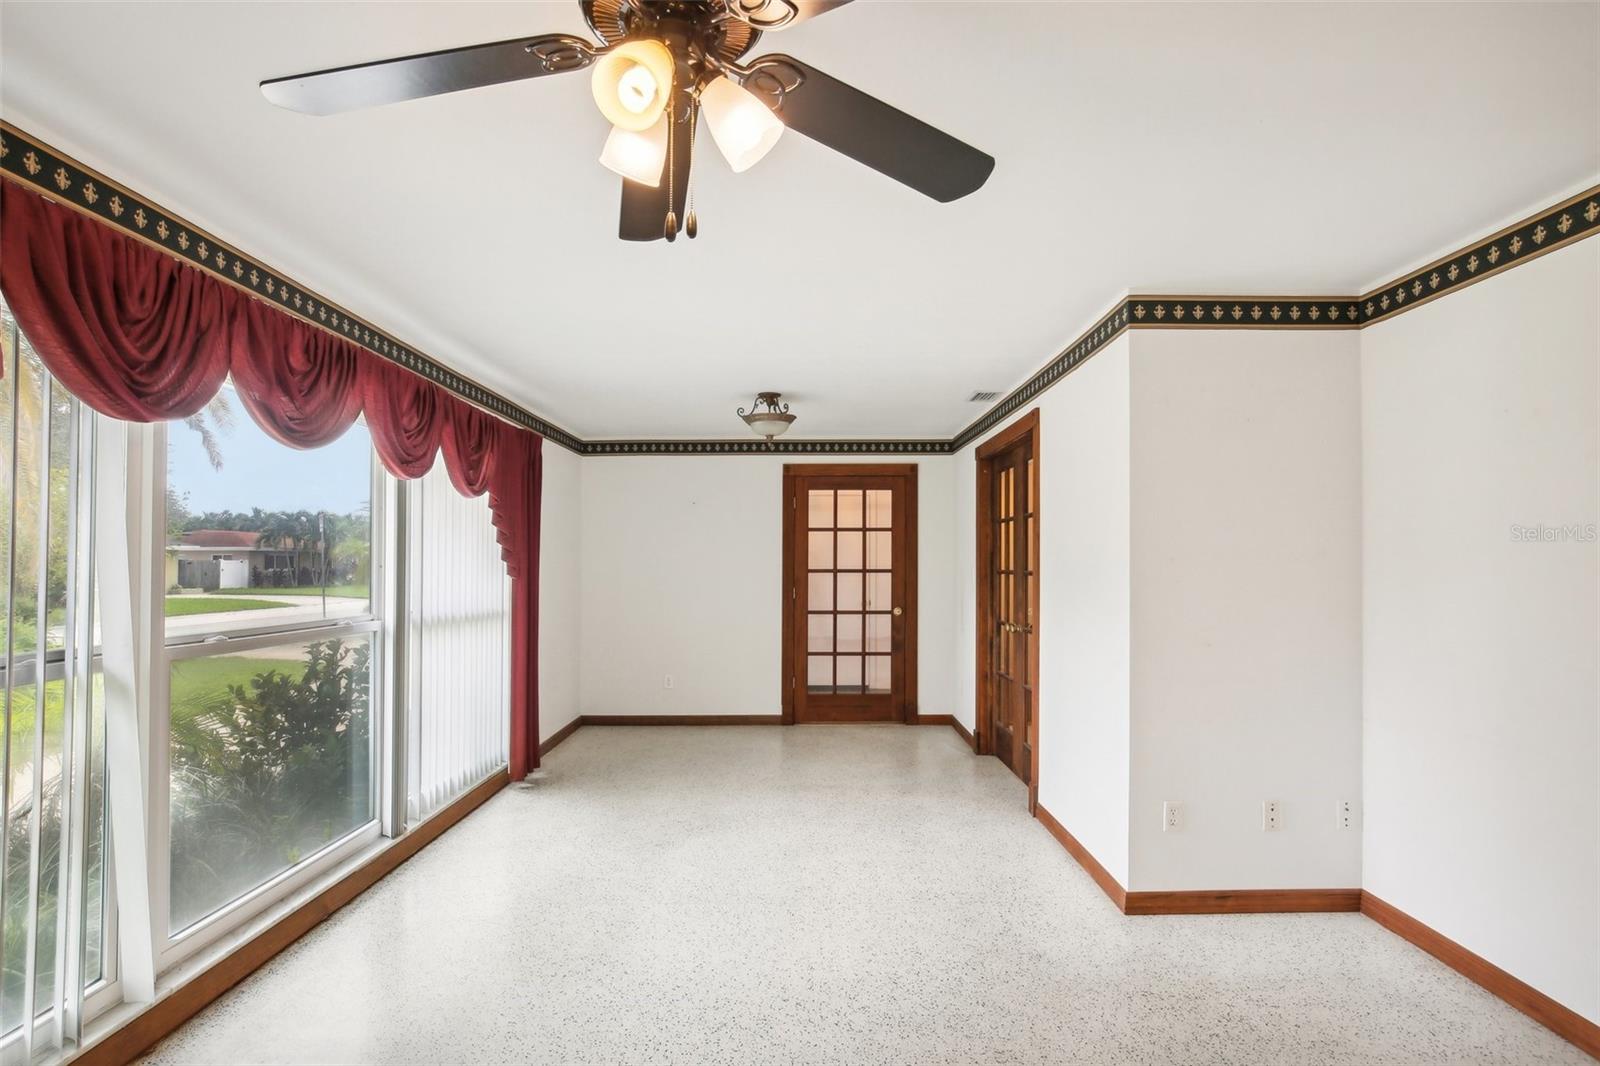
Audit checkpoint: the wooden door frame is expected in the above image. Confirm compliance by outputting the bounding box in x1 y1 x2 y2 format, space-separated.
781 464 919 726
975 410 1040 812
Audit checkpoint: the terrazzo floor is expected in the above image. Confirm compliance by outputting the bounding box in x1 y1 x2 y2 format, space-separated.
139 725 1589 1065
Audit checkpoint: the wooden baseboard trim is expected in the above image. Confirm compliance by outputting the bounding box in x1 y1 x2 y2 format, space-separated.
76 769 510 1066
538 716 582 756
912 714 975 749
1031 805 1361 918
1125 888 1361 915
578 714 784 726
1361 892 1600 1060
1027 809 1597 1055
1033 803 1128 911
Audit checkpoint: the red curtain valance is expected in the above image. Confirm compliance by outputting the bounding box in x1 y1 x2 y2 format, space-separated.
0 181 543 778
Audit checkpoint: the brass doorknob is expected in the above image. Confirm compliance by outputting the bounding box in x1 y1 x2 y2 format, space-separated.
892 607 903 616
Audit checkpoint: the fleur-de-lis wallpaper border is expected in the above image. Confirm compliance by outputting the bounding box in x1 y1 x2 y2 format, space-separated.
952 184 1599 451
2 123 1595 457
951 300 1132 451
1355 185 1600 325
582 438 952 456
0 122 584 452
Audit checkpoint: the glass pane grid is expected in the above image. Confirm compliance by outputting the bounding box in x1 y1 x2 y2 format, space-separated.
804 485 894 696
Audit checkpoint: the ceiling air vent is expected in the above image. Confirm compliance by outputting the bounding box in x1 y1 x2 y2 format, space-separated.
968 391 1001 403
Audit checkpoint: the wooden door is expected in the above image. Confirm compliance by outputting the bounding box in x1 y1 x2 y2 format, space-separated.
783 465 918 723
987 438 1034 781
976 409 1039 803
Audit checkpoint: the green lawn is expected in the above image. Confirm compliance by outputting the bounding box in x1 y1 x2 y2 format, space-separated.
9 654 325 784
169 655 291 721
206 585 369 600
165 596 285 617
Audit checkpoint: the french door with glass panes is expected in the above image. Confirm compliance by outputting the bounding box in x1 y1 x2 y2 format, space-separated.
783 465 917 723
986 436 1034 783
975 408 1039 805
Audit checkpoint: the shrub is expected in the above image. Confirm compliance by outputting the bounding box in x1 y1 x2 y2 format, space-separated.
167 639 371 929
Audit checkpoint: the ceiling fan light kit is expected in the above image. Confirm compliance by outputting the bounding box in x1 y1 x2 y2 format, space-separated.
699 74 784 172
599 114 670 186
590 37 675 130
260 0 994 242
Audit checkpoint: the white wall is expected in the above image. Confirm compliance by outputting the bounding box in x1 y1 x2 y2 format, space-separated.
1361 239 1599 1023
1128 329 1363 891
578 454 955 719
952 329 1364 891
548 233 1598 1035
955 336 1134 885
538 442 582 742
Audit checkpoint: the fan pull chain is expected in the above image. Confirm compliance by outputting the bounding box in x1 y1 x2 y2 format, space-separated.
663 105 678 242
685 100 699 239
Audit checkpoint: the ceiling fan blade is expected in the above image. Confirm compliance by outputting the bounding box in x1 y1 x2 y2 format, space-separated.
619 105 694 241
260 34 597 116
724 0 855 30
735 54 993 202
619 177 669 242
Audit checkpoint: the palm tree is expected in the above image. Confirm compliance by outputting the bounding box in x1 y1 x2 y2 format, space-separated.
179 389 235 472
259 512 304 552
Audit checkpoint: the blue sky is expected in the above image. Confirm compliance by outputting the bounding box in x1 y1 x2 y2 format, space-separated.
168 389 373 515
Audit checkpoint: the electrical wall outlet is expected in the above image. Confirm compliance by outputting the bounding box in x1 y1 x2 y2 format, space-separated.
663 674 674 690
1336 799 1355 830
1262 800 1281 831
1162 801 1181 832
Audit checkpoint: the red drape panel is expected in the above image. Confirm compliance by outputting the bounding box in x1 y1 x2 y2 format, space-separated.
0 182 543 777
0 181 234 417
493 429 542 779
441 402 498 498
230 298 366 449
362 361 445 480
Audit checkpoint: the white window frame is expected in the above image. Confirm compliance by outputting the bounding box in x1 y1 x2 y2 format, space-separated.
0 379 122 1050
142 416 392 974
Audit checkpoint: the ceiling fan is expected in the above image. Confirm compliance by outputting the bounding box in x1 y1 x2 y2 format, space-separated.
259 0 995 241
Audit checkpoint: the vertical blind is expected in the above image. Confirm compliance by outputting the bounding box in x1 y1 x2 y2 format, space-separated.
1 308 105 1060
404 459 511 823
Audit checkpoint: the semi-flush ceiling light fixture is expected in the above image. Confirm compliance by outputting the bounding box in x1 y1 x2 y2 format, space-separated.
699 75 784 173
738 392 796 445
591 38 674 131
599 114 669 186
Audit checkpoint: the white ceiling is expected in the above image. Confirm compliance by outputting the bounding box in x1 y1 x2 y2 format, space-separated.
2 1 1596 440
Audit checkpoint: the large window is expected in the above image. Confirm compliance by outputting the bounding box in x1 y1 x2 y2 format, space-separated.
161 390 380 940
0 283 517 1053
